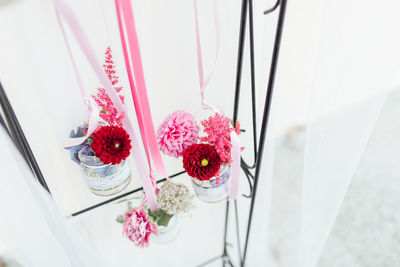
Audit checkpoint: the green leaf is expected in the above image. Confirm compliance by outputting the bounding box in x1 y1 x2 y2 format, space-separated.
147 209 173 227
116 215 125 224
157 212 173 227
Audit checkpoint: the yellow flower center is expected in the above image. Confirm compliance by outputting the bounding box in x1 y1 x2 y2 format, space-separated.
114 143 120 149
201 159 209 167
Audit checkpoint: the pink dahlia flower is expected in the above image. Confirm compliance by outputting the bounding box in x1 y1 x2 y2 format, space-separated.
123 208 158 247
157 110 200 157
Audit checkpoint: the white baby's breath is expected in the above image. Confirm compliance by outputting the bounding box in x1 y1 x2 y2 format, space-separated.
157 181 194 215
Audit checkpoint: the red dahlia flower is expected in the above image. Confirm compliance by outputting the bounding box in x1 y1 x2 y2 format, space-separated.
182 144 222 181
90 126 131 165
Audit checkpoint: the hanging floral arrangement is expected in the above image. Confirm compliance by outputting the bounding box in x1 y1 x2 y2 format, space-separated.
117 180 194 246
157 111 242 202
65 47 132 196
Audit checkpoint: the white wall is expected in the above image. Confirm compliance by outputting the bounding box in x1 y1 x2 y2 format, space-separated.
2 0 400 266
0 0 244 213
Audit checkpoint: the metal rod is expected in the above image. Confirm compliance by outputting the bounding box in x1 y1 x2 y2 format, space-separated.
0 112 12 139
0 82 50 193
196 255 222 267
0 99 28 160
71 170 186 216
241 0 287 265
222 200 230 264
249 0 258 167
234 200 243 263
247 0 258 169
232 0 248 123
263 0 280 15
241 167 254 198
237 0 260 170
220 0 249 265
0 112 7 130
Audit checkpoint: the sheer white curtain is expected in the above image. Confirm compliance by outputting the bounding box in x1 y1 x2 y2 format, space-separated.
0 126 107 267
0 0 244 266
246 0 400 266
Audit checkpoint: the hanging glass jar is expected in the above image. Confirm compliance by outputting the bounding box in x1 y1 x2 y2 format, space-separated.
191 165 231 203
151 215 182 244
145 205 182 244
78 146 131 196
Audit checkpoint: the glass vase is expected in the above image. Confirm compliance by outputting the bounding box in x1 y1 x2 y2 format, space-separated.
78 147 131 196
151 215 182 244
191 165 230 203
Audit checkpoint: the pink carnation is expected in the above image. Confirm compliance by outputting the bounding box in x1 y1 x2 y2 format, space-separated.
157 111 200 157
123 208 158 247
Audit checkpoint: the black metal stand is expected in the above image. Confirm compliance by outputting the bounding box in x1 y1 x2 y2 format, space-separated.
240 0 287 264
0 0 287 265
208 0 286 266
0 82 50 193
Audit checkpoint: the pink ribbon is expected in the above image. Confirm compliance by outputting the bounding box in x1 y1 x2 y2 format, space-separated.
193 0 221 111
54 0 159 210
56 2 100 149
193 0 240 200
229 132 240 200
114 0 168 182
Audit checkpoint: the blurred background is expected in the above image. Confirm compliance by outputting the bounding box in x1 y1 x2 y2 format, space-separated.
0 0 400 266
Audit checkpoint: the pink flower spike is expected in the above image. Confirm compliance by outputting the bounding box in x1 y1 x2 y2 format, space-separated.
199 113 241 166
122 208 158 247
235 121 241 135
157 110 200 157
91 46 125 127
